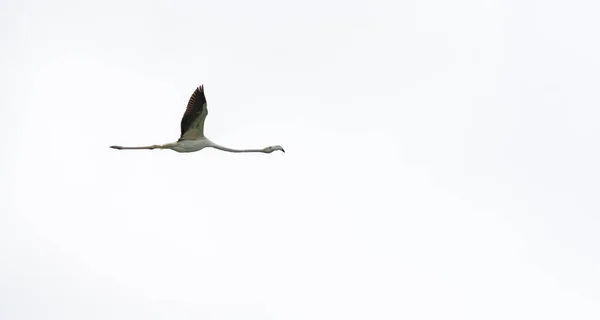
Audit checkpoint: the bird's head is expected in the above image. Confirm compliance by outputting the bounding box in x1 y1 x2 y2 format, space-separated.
263 145 285 153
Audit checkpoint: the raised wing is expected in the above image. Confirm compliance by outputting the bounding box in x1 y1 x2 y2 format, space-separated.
178 85 208 141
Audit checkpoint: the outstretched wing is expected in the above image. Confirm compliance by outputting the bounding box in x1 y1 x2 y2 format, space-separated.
178 85 208 141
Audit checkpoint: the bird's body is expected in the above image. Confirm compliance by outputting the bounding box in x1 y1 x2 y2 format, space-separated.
169 139 215 153
110 85 284 154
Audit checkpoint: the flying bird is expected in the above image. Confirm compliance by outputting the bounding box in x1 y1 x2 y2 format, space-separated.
110 85 285 154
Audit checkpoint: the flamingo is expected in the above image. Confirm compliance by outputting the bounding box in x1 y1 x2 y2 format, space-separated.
109 85 285 154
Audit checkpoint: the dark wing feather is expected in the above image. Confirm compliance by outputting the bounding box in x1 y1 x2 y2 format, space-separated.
178 85 208 140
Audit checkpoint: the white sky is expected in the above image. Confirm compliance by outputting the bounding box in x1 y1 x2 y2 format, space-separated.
1 0 599 319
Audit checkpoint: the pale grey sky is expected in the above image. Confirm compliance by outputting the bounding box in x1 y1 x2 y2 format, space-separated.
1 0 599 319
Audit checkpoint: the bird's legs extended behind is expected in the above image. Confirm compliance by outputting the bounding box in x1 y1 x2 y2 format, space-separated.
109 144 163 150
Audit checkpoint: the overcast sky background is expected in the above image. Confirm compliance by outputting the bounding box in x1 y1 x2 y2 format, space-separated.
1 0 599 319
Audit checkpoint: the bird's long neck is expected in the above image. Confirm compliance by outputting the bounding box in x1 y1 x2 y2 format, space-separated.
210 142 266 153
